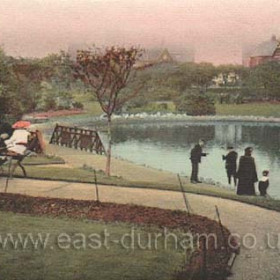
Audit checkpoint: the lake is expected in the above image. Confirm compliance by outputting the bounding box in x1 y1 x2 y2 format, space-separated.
98 121 280 198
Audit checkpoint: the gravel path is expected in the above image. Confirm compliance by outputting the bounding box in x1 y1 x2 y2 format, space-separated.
1 177 280 280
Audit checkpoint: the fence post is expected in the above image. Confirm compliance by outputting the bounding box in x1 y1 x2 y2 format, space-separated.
94 169 100 203
49 123 58 144
215 205 228 252
177 174 191 215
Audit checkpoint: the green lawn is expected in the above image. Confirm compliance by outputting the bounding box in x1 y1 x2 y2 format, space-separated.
215 103 280 117
73 93 103 115
0 212 187 280
24 155 65 165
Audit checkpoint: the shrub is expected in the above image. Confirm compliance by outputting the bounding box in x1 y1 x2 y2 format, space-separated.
43 95 57 111
72 101 84 110
176 93 216 116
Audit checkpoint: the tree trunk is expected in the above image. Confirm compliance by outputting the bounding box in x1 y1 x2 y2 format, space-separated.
105 116 112 176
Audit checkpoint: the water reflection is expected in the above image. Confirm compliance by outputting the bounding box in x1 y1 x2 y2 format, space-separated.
112 122 215 147
109 122 280 198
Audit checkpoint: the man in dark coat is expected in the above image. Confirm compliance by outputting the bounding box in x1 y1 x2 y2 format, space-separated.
190 139 207 183
223 146 238 186
236 147 258 195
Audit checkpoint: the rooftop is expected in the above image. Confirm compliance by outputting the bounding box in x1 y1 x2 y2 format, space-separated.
251 35 279 57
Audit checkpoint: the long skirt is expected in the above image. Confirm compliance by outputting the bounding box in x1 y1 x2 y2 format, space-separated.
237 179 256 195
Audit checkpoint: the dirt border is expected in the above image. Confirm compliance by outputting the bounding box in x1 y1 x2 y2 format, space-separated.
0 192 236 280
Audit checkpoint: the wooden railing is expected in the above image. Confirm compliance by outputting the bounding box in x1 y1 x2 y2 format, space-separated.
49 124 106 155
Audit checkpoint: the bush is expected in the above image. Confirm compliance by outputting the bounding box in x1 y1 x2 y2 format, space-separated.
57 105 71 110
72 101 84 110
176 93 216 116
43 95 57 111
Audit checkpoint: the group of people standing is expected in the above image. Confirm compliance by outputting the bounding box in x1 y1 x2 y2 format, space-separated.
190 140 270 197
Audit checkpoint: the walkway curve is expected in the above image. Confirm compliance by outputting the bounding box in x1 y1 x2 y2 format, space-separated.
1 178 280 280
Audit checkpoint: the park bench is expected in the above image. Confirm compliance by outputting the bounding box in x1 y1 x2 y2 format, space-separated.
0 130 44 192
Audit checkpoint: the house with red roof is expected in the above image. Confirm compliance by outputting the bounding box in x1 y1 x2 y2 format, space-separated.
244 35 280 67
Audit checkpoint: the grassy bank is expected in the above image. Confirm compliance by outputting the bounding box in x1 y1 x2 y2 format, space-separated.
215 103 280 117
0 211 186 280
23 155 65 165
73 95 103 115
34 102 280 131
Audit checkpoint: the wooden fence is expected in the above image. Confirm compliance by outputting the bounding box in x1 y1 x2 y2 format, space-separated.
49 124 106 155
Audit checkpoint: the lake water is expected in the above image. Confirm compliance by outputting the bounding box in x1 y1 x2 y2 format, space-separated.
99 121 280 198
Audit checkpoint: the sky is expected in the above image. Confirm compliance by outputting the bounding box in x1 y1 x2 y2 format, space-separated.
1 0 280 65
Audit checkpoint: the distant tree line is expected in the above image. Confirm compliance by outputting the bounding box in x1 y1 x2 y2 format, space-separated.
126 60 280 115
0 48 87 121
1 46 280 120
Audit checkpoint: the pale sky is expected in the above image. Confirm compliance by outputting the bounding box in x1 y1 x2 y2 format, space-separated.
1 0 280 64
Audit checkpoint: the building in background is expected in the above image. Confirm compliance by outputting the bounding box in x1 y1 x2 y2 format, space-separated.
134 47 195 69
243 35 280 67
68 43 195 69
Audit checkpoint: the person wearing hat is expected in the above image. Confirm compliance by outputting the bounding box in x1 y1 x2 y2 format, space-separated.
4 121 31 155
190 139 208 183
222 146 238 186
236 147 258 195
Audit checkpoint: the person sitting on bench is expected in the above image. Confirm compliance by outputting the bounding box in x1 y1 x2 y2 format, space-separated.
4 121 31 156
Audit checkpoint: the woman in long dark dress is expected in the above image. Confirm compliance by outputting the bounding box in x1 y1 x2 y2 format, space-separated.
236 147 258 195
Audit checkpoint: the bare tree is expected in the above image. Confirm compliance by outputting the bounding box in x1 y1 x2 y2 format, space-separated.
73 46 142 175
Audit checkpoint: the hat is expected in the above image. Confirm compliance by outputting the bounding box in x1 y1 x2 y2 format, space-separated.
244 147 253 156
12 120 31 129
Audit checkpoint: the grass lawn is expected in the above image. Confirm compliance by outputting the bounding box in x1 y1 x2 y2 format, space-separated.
0 211 187 280
24 155 65 165
73 94 103 115
215 103 280 117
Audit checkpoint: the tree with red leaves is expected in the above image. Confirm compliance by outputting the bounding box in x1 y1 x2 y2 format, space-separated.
73 46 142 175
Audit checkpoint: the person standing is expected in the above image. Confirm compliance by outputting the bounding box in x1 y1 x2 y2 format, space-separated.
236 147 258 195
258 170 269 197
222 146 238 186
190 139 207 184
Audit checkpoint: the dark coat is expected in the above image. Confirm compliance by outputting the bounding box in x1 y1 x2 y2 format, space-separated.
190 144 206 163
258 180 269 196
236 155 258 195
0 122 14 138
0 122 14 149
223 151 238 172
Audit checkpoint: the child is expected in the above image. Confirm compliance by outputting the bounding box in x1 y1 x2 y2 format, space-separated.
222 146 238 186
258 170 269 197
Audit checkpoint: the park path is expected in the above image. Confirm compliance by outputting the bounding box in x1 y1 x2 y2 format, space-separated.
1 177 280 280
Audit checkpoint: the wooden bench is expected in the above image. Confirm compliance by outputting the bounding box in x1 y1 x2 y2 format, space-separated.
0 130 44 192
